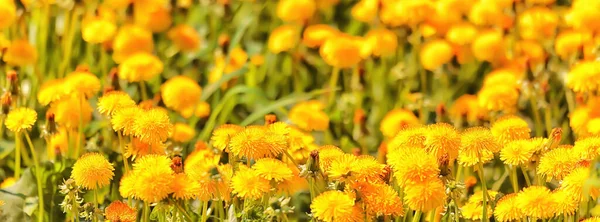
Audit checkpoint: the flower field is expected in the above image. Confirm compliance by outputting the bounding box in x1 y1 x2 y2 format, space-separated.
0 0 599 221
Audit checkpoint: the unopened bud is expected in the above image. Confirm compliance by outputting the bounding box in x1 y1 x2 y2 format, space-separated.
265 114 277 125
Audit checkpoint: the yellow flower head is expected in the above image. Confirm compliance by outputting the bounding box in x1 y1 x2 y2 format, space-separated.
268 25 299 54
161 75 202 113
477 85 519 112
552 188 579 217
171 173 201 200
311 190 359 222
118 52 163 82
449 94 487 123
351 0 377 23
387 126 426 152
3 39 37 66
483 69 521 90
327 153 358 181
424 123 461 164
97 91 135 116
468 1 503 26
446 22 478 46
459 127 500 166
573 137 600 161
168 24 201 52
179 101 211 119
105 201 136 222
365 28 398 57
111 106 143 135
112 25 154 63
71 153 115 190
320 34 362 68
172 123 195 143
500 139 536 166
211 124 243 151
317 145 345 172
472 30 505 63
583 217 600 222
555 30 593 59
5 107 37 133
252 158 294 182
380 109 420 138
561 166 599 200
403 178 447 212
0 177 15 188
538 147 579 181
82 17 117 43
289 100 329 131
133 108 173 144
518 7 558 40
229 125 288 160
303 24 339 48
38 79 67 106
184 149 218 179
119 172 136 198
566 61 600 93
125 137 165 159
64 71 101 98
570 106 591 135
130 155 175 202
276 165 308 195
352 155 387 183
276 0 316 23
462 190 499 220
354 182 404 217
420 39 454 71
0 0 16 29
51 96 93 129
494 194 523 222
387 146 439 186
516 186 555 219
231 166 271 200
134 5 172 33
491 116 531 144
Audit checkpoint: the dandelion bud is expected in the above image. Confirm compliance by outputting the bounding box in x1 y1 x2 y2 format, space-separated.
1 91 11 115
170 155 184 173
351 148 361 156
218 34 230 52
109 68 121 91
7 70 19 97
381 165 392 184
265 114 277 125
353 109 366 125
43 111 58 137
307 150 320 173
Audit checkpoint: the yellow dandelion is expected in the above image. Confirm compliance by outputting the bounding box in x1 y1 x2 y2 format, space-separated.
82 17 117 44
566 61 600 93
184 149 219 179
387 146 439 186
317 145 345 172
179 101 211 119
38 79 67 106
288 100 329 131
500 139 536 166
477 85 519 112
310 190 359 222
3 39 37 66
171 173 201 200
583 217 600 222
0 177 16 188
561 166 600 200
403 178 447 212
161 75 202 113
276 165 308 195
516 186 555 219
494 194 523 222
229 126 287 160
71 153 115 190
231 166 270 200
327 154 358 181
491 116 531 143
51 96 93 129
252 158 293 182
133 108 173 144
424 123 461 164
112 25 154 63
276 0 315 23
387 126 426 152
459 127 500 166
167 24 201 52
5 108 37 133
573 137 600 161
197 178 218 202
111 106 143 135
461 190 498 220
288 126 315 152
355 182 404 217
119 172 136 198
97 91 135 116
64 71 101 98
211 124 243 151
449 94 487 123
172 123 195 143
0 0 16 29
352 155 387 183
105 200 136 222
125 137 165 159
552 188 579 217
538 147 579 181
130 155 175 202
380 109 420 138
118 52 163 82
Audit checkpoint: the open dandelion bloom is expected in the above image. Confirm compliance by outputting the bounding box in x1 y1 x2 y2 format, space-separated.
303 24 339 48
179 101 211 119
51 96 93 129
3 39 37 66
231 166 270 200
459 127 500 166
133 108 173 144
477 85 519 112
403 178 447 212
118 52 163 82
229 125 288 160
0 0 16 29
461 190 499 220
471 30 505 63
420 39 454 71
167 24 201 52
105 200 136 222
491 116 531 144
130 155 175 202
552 188 580 216
112 25 154 63
5 108 37 133
518 7 558 40
64 71 101 98
276 0 316 23
125 137 165 159
446 22 478 46
71 153 115 190
365 28 398 57
566 61 600 93
516 186 555 219
211 124 243 151
555 30 593 59
171 173 201 200
387 126 426 151
311 190 360 222
161 75 202 113
171 123 195 143
573 137 600 161
500 139 536 166
537 147 579 181
424 123 461 164
184 149 219 179
320 34 362 68
134 5 172 33
354 182 404 217
97 91 135 116
494 194 523 222
81 17 116 43
327 153 358 181
111 106 143 135
38 79 67 106
268 25 298 54
387 146 439 186
252 158 293 182
317 145 345 172
561 167 600 200
288 100 329 131
380 109 420 138
450 94 486 123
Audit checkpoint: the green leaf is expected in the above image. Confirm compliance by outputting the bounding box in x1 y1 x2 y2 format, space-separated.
0 140 15 159
200 67 249 101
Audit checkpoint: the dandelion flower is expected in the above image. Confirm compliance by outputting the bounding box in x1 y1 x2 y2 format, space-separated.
573 137 600 160
268 25 299 54
420 39 453 70
365 28 398 57
131 155 175 202
3 39 37 66
518 7 558 40
171 173 201 200
446 22 478 46
566 61 600 93
51 96 93 129
494 194 523 222
161 75 202 113
211 124 243 151
172 123 195 143
82 17 116 43
516 186 555 219
97 91 135 116
477 85 519 112
252 158 293 182
538 147 579 181
71 153 115 190
276 0 316 23
387 126 426 152
424 123 461 164
0 0 16 29
112 25 154 63
111 106 143 135
0 177 16 188
310 190 358 222
352 156 387 183
183 149 219 179
327 154 358 181
491 116 531 143
471 29 504 63
355 182 404 217
449 94 487 123
118 52 163 82
552 188 579 216
303 24 339 48
403 178 447 212
288 100 329 131
167 24 201 52
133 108 173 144
179 101 211 119
320 34 362 68
5 108 37 133
462 190 498 220
317 145 345 172
561 167 600 200
583 217 600 222
105 201 136 222
64 71 101 98
500 139 536 166
119 173 136 198
229 126 287 160
459 127 500 166
125 137 165 159
387 146 439 186
380 109 420 138
38 79 67 106
231 166 270 200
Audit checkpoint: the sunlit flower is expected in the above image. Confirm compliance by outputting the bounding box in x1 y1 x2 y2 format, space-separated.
380 109 420 138
130 155 175 202
477 85 519 112
424 123 461 164
97 91 135 116
289 100 329 131
125 137 165 159
168 24 201 52
0 0 16 29
5 108 37 133
133 108 173 144
516 186 555 219
38 79 68 106
64 71 101 98
320 34 362 68
403 178 447 212
71 153 115 190
119 172 136 198
184 149 219 179
327 154 358 181
518 7 558 40
303 24 339 48
365 28 398 57
462 190 499 220
387 126 426 152
211 124 243 151
229 125 288 160
105 201 136 222
538 147 579 181
494 194 523 222
573 137 600 160
311 190 359 222
491 116 531 144
276 0 316 23
446 22 478 46
317 145 345 172
449 94 486 123
566 61 600 93
268 25 299 54
459 127 500 166
171 173 201 200
118 52 163 82
3 39 37 66
420 39 454 71
500 139 536 166
112 25 154 63
561 166 599 200
387 146 439 186
172 123 195 143
552 188 579 217
82 17 117 43
134 5 172 33
51 96 93 129
231 166 270 200
555 30 593 59
161 75 202 113
253 158 294 182
472 30 505 63
565 0 600 33
179 101 211 119
351 0 377 23
111 106 143 135
355 182 404 217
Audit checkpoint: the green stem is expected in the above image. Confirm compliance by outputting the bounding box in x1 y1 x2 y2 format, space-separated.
419 69 428 124
75 96 84 158
118 133 130 173
529 97 543 137
14 132 21 180
428 211 435 222
140 81 148 101
93 189 98 222
24 133 44 222
477 163 489 222
200 201 208 222
412 211 422 222
509 165 519 193
175 201 192 221
520 166 532 187
143 201 150 222
327 67 340 108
